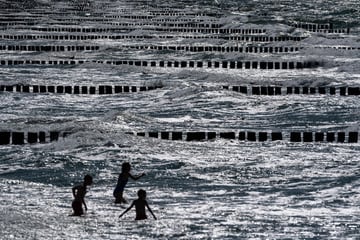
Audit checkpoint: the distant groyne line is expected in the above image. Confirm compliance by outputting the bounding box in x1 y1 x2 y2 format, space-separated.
0 45 301 53
1 85 359 96
222 85 360 96
120 45 302 53
121 44 359 52
0 84 162 94
0 34 307 42
0 16 350 34
129 131 358 143
0 15 217 25
0 13 208 21
1 44 358 53
289 21 350 34
9 26 267 35
0 45 100 52
0 131 70 145
0 59 321 70
1 130 357 145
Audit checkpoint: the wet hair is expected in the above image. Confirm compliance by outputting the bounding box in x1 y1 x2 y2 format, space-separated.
84 174 93 185
138 189 146 198
122 162 131 172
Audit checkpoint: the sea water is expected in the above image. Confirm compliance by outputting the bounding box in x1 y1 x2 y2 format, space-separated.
0 0 360 239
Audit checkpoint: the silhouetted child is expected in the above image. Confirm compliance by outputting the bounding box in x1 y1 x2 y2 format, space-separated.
119 189 157 220
71 174 93 216
113 162 145 204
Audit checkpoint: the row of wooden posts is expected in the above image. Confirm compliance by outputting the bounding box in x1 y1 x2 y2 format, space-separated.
0 59 320 70
0 131 70 145
17 26 267 35
0 45 301 53
1 44 358 52
224 86 360 96
0 34 307 42
131 131 359 143
0 18 222 28
0 85 161 94
0 13 339 29
2 15 347 34
1 85 359 96
0 131 358 145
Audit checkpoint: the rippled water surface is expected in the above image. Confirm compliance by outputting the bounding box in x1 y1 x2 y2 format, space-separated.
0 0 360 239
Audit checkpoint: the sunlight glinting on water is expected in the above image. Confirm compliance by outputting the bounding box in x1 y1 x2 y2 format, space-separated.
1 0 360 239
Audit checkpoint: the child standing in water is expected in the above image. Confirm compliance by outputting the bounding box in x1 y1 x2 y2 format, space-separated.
119 189 157 220
71 174 93 216
113 162 145 204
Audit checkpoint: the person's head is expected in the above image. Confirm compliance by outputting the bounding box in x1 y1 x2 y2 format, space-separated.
122 162 131 173
84 174 93 186
137 189 146 199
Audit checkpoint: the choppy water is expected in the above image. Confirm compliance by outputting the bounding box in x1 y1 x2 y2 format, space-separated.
0 0 360 239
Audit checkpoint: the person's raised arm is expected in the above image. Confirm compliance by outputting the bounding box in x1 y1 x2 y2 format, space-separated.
145 201 157 220
119 201 135 218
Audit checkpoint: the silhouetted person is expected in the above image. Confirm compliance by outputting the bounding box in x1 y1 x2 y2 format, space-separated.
119 189 157 220
71 174 93 216
113 162 145 204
